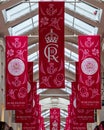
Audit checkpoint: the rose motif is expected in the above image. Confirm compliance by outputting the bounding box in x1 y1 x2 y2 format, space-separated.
55 73 64 82
18 87 27 98
79 87 89 97
8 58 25 76
54 73 64 87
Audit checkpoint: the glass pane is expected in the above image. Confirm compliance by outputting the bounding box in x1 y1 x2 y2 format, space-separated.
5 2 38 22
65 1 102 21
65 13 98 34
9 15 38 35
28 51 38 61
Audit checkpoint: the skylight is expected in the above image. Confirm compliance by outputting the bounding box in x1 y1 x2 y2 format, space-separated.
65 48 78 61
8 15 38 35
28 51 38 61
3 2 38 22
42 110 50 118
65 1 102 22
60 109 68 118
65 13 98 34
65 62 75 73
62 87 72 94
3 1 98 35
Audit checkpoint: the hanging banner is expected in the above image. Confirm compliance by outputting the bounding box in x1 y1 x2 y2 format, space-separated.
39 2 65 88
15 82 36 123
78 35 101 109
50 108 60 130
5 36 28 110
15 62 34 122
70 94 87 130
28 62 33 82
72 82 94 123
22 104 41 130
22 86 40 129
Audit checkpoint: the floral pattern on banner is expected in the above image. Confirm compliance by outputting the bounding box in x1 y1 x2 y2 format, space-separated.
6 36 28 110
50 108 60 130
39 2 65 88
78 35 101 109
69 94 87 130
72 82 94 123
15 81 36 123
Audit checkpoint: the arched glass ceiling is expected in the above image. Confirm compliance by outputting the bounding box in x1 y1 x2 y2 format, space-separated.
2 0 100 35
65 0 102 22
3 0 102 23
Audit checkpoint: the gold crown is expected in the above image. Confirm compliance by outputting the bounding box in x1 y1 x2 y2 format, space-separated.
45 29 58 43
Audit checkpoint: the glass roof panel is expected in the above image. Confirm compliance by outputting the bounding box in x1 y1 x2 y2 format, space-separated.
5 1 98 35
62 87 71 94
65 48 78 61
8 15 38 35
42 110 50 118
65 1 102 22
65 13 98 34
60 109 68 118
3 2 38 22
65 62 75 73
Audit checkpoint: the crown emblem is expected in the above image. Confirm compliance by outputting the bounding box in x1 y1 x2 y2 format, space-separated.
45 29 58 43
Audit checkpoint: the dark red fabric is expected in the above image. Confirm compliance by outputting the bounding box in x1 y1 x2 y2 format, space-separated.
22 104 41 130
22 91 41 130
39 2 65 88
72 82 94 123
69 95 87 130
15 82 36 123
5 36 28 110
78 35 101 109
50 108 60 130
15 62 34 122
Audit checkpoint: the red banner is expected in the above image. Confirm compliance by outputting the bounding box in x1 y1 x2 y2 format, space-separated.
15 82 36 123
72 82 94 123
70 95 87 130
28 62 33 82
15 62 34 122
50 108 60 130
22 104 41 130
39 2 65 88
78 35 101 109
5 36 28 110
